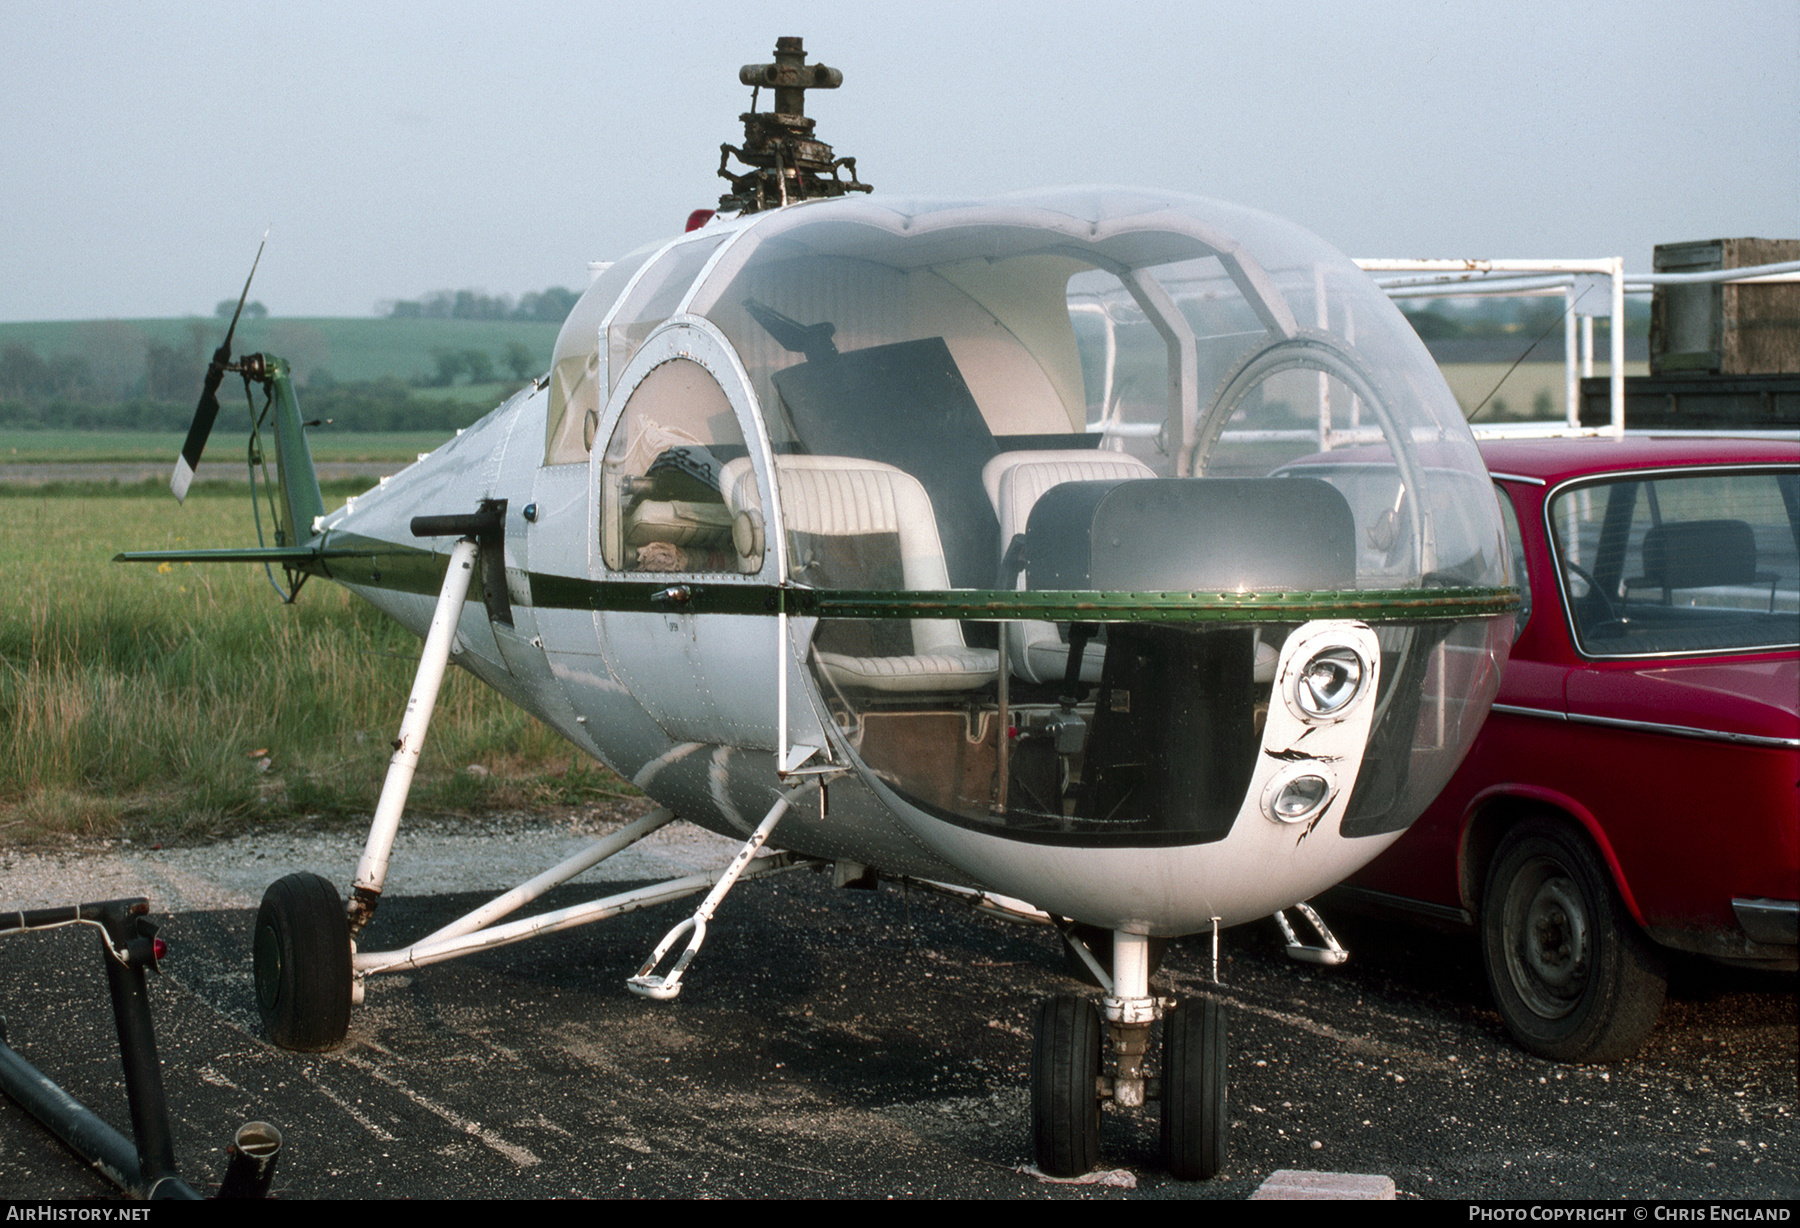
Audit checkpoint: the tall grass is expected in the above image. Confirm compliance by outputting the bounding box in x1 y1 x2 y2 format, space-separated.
1 491 627 845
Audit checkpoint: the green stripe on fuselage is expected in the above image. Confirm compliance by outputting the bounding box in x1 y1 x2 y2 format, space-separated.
326 537 1521 623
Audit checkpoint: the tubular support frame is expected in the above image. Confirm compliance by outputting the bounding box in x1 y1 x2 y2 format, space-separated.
349 537 480 933
904 879 1052 927
408 808 678 950
1274 901 1349 966
1059 924 1113 994
629 784 817 1000
0 899 207 1199
1102 932 1156 1024
0 1037 147 1194
354 854 808 977
352 806 680 975
1102 932 1157 1108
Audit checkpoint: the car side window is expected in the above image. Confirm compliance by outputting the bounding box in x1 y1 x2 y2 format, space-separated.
1495 483 1531 627
1549 471 1800 656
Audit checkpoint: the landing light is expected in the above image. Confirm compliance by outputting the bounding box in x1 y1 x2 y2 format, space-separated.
1287 642 1370 722
1262 763 1337 826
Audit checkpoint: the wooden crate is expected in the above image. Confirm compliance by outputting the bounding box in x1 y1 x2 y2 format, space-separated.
1650 238 1800 375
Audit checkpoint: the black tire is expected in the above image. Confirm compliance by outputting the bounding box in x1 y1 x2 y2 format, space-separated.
254 872 353 1052
1031 994 1101 1176
1480 819 1667 1063
1161 996 1228 1180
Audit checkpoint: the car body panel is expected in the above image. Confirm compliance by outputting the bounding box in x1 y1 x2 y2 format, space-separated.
1345 435 1799 969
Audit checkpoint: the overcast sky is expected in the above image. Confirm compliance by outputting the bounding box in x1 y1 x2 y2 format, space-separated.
3 0 1795 322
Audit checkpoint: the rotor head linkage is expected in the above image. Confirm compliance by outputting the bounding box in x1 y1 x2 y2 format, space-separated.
718 37 871 215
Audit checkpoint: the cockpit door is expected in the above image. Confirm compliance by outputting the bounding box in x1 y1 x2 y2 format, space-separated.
590 319 822 755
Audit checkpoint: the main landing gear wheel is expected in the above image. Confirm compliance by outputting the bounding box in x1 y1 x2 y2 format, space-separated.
1161 995 1228 1180
1481 819 1667 1063
253 872 353 1052
1031 994 1101 1176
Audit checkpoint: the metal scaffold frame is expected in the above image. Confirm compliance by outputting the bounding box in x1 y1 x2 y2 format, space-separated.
1355 257 1800 438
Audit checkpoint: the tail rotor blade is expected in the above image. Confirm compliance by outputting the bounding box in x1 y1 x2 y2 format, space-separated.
219 229 267 356
172 367 225 502
171 230 267 502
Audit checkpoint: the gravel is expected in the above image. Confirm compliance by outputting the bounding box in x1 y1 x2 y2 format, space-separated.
0 806 740 914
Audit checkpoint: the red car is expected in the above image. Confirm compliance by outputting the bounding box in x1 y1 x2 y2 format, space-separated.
1334 435 1798 1062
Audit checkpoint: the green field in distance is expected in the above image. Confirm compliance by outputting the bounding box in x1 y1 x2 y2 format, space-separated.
0 428 461 464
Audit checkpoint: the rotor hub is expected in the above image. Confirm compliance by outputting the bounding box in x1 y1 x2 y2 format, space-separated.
718 37 872 214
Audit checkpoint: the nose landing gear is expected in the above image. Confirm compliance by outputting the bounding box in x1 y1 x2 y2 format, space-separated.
1030 930 1228 1180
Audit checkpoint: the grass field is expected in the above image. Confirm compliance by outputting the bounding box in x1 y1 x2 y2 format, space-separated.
1441 359 1649 422
0 428 463 465
0 489 631 847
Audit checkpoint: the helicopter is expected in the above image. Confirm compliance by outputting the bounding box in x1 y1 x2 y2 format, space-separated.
121 38 1518 1180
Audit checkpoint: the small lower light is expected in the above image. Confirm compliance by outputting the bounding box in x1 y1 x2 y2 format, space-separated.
1274 774 1330 820
1262 762 1337 826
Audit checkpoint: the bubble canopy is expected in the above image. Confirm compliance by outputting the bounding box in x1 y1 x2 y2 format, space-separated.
571 188 1514 855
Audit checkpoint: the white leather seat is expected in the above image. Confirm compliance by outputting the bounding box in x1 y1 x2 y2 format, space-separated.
723 455 999 693
982 449 1157 684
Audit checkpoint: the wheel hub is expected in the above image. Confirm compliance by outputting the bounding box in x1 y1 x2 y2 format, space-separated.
1506 860 1590 1018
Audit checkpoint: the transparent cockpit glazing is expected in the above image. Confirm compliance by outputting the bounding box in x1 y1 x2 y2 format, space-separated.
582 190 1514 845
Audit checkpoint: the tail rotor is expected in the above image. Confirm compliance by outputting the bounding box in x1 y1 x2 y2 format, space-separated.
172 230 267 501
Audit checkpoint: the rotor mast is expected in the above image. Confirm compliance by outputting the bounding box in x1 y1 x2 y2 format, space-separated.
718 37 871 215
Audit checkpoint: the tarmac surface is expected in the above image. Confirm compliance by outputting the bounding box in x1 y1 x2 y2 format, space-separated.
1 816 1794 1200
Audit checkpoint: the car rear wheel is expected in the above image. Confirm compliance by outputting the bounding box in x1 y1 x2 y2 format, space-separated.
1480 819 1667 1062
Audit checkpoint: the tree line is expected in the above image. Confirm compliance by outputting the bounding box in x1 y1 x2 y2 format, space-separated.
383 287 579 323
0 370 490 436
1 287 581 433
1399 298 1650 342
1 323 218 406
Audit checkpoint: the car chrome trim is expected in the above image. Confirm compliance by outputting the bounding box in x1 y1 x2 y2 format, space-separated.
1324 884 1473 928
1732 898 1799 946
1488 702 1564 721
1490 703 1800 749
1488 471 1547 487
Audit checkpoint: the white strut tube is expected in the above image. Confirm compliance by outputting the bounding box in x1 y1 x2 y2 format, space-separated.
352 538 480 909
628 782 817 1000
410 808 679 949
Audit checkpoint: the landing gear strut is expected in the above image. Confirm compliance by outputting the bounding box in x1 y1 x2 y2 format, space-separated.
1028 930 1229 1180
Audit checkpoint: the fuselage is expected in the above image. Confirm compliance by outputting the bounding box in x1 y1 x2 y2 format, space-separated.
309 188 1516 935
